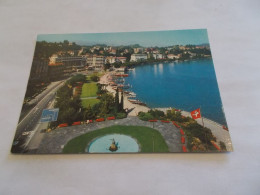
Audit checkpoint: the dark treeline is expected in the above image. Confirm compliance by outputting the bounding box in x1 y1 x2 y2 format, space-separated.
34 40 81 59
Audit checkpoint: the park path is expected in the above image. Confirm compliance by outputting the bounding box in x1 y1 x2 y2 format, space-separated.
35 116 182 154
80 97 97 100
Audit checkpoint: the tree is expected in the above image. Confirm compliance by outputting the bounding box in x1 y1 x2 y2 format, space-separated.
114 88 119 112
123 53 131 62
104 62 111 71
67 74 86 86
92 102 101 117
113 61 122 68
90 74 99 82
83 105 95 120
63 40 69 45
57 107 77 125
119 91 124 111
99 93 115 116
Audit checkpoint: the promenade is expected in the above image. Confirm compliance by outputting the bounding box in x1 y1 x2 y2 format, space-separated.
99 73 150 116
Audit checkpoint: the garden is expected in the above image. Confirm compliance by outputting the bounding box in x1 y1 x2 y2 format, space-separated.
138 108 226 152
63 125 169 153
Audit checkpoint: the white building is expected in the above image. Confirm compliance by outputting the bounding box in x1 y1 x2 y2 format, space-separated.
49 54 58 64
167 54 180 59
106 56 116 64
134 48 144 54
152 53 163 59
130 54 147 62
106 56 127 64
49 54 86 66
87 55 105 70
116 57 127 63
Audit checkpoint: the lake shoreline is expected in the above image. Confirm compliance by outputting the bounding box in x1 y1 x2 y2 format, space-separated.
123 59 227 125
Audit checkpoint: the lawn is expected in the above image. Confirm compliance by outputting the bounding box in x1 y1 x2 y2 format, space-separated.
80 82 99 108
80 82 98 98
81 98 100 108
63 125 169 153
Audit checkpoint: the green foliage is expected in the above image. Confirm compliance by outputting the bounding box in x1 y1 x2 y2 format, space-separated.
90 74 99 82
67 74 86 86
114 88 119 113
138 112 154 121
91 102 102 116
116 112 127 119
180 52 191 60
53 80 83 126
138 109 166 121
83 105 95 120
184 122 216 147
113 61 122 68
166 109 191 123
119 91 124 112
34 41 81 60
58 107 77 125
148 109 165 119
96 83 107 95
55 85 72 109
137 108 217 152
123 53 131 62
99 93 115 116
104 62 111 71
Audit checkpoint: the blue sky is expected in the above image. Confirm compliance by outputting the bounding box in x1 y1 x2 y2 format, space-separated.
37 29 209 47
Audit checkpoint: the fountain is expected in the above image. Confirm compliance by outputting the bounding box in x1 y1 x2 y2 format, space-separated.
87 134 139 153
109 138 118 152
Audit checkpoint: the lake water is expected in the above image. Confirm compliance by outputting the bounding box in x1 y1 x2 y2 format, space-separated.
124 59 227 125
87 134 139 153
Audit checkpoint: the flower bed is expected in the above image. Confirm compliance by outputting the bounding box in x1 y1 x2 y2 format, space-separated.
72 121 81 126
96 118 105 122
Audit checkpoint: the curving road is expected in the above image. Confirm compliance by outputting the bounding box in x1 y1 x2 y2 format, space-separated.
11 81 65 153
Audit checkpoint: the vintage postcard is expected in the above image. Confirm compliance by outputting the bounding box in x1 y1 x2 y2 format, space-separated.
11 29 233 154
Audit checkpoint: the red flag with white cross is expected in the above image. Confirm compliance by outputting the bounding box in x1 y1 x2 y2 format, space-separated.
190 108 201 119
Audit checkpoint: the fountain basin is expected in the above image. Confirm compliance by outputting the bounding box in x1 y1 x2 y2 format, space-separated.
86 134 140 153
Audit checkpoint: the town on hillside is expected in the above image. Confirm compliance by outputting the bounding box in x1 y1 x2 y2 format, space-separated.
30 41 212 85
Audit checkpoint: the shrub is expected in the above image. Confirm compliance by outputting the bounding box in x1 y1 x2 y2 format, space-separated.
148 109 165 119
185 122 216 145
116 112 127 119
138 112 154 121
90 74 99 82
166 108 190 123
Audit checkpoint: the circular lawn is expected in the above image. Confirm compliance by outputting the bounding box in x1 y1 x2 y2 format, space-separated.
63 125 169 153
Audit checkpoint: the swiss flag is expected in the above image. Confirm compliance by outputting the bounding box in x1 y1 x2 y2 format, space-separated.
190 108 201 119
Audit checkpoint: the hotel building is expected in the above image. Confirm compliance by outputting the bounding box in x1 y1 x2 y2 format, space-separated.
48 54 86 80
87 55 105 70
130 54 147 62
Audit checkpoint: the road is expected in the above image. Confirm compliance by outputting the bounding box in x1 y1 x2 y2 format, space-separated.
25 98 56 151
11 80 65 153
18 81 64 122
